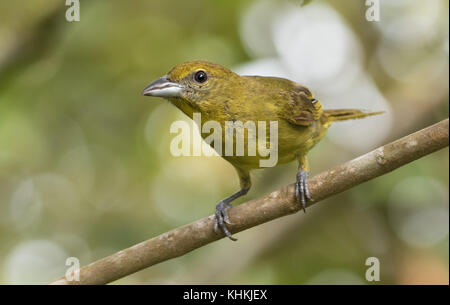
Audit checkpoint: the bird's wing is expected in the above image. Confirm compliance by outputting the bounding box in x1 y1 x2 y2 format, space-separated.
281 84 323 127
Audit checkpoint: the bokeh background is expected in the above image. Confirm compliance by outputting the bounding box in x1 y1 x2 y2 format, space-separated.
0 0 448 284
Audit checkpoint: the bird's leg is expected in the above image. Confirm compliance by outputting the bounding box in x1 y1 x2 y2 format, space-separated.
214 168 251 241
296 155 312 212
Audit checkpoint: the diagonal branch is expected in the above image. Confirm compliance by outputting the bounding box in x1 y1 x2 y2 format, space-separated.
50 119 449 285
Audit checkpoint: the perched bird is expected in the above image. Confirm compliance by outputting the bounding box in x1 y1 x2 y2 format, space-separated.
142 61 382 240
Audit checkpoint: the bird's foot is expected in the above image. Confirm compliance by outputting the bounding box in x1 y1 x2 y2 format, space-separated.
213 201 237 241
296 170 312 212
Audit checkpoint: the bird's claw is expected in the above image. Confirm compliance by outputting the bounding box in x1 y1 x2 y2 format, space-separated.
296 170 311 212
214 201 237 241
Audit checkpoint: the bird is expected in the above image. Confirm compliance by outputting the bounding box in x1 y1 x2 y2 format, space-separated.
142 60 382 241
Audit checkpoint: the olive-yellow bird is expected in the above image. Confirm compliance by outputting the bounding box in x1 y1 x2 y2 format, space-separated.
143 61 382 240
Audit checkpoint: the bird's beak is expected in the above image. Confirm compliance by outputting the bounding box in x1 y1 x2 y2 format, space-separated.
142 75 184 97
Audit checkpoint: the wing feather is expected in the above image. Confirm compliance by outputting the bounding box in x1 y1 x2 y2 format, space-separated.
282 84 323 126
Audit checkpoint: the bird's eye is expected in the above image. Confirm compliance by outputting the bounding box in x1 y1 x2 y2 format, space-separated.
194 70 208 83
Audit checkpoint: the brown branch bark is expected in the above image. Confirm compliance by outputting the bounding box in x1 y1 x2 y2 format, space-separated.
50 119 449 285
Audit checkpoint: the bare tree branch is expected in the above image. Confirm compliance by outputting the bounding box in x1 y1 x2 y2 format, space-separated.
50 118 449 285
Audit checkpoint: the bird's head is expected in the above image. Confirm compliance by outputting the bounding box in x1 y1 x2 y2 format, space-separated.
142 61 240 117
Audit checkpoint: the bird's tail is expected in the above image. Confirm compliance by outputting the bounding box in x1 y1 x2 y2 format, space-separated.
323 109 384 122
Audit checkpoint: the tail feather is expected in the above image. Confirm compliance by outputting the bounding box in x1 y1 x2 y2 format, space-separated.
324 109 384 122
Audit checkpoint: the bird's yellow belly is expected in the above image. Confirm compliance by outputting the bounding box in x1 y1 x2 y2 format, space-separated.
216 120 327 170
